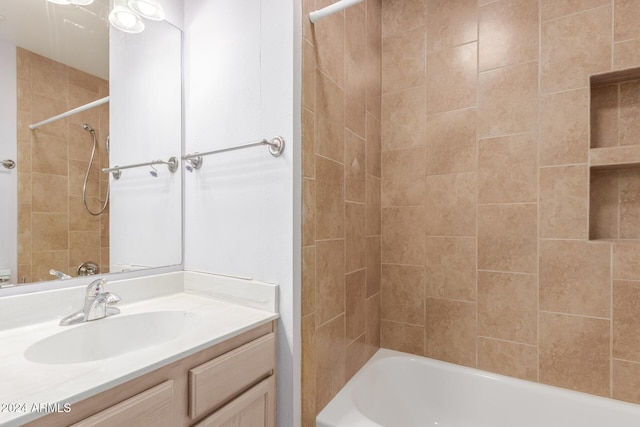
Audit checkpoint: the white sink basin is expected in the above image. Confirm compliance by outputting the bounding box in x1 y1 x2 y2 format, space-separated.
25 311 200 364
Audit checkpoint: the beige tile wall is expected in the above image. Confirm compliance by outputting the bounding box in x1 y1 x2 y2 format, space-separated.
378 0 640 404
301 0 381 423
16 48 109 283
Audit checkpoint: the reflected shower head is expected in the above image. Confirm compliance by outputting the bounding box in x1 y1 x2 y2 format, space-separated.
82 123 95 133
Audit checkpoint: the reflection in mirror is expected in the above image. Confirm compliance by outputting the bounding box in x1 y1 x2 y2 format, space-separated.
0 0 182 288
16 46 111 285
109 19 182 273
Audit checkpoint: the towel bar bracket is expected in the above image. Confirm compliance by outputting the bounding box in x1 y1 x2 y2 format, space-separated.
268 136 285 157
1 159 15 170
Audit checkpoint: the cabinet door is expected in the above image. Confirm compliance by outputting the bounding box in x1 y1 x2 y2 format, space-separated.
70 380 175 427
189 333 275 418
194 376 275 427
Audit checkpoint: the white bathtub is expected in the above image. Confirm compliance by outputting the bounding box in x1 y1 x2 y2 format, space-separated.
316 348 640 427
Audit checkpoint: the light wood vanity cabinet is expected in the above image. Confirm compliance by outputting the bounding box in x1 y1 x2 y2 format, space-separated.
189 333 275 419
193 377 275 427
70 381 176 427
24 322 276 427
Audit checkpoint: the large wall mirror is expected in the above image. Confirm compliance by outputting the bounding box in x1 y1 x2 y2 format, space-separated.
0 0 182 289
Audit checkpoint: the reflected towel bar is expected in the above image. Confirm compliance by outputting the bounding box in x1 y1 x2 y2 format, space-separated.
182 136 285 170
102 157 179 180
29 97 110 130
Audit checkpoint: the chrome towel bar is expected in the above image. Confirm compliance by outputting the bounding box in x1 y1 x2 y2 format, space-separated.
102 157 179 180
182 136 284 170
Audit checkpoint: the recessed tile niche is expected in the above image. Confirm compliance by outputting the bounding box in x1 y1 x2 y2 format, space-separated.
590 67 640 240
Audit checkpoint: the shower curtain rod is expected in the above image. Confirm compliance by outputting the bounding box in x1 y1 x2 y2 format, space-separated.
28 96 110 130
309 0 363 23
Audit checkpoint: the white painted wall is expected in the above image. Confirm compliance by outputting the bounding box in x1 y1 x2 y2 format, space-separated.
0 41 17 284
109 18 183 271
161 0 184 29
183 1 300 425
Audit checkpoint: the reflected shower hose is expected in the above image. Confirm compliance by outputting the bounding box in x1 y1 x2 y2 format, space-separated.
82 124 110 216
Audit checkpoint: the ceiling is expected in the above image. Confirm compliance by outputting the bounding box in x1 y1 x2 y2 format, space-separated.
0 0 109 80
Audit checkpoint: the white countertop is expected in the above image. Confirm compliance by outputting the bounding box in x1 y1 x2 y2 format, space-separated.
0 271 279 426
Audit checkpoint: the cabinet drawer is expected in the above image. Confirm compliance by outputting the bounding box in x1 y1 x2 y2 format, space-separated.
189 333 275 419
193 376 275 427
71 380 174 427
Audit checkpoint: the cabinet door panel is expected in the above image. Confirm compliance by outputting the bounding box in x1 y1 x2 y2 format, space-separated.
189 333 275 418
70 380 174 427
194 376 275 427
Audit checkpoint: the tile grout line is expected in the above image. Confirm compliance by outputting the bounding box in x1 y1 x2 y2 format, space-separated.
610 240 614 397
617 80 621 239
477 334 538 348
541 3 612 25
477 130 538 141
478 59 539 76
612 356 640 366
363 16 371 358
475 0 480 370
423 0 429 359
536 0 542 384
538 309 612 321
341 4 348 387
611 0 615 72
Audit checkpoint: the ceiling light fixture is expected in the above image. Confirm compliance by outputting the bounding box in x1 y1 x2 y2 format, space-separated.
107 0 165 34
127 0 165 21
108 0 144 34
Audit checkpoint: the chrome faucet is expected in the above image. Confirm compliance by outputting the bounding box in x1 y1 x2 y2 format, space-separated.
49 269 72 280
59 278 121 326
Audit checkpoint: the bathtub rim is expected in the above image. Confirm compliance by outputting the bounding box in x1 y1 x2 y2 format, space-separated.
316 347 640 427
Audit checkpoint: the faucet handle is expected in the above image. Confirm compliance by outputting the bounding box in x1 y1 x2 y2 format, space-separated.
85 278 107 298
104 292 121 305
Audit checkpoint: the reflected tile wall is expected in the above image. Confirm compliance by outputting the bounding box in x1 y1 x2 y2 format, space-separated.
379 0 640 405
301 0 381 423
16 49 109 284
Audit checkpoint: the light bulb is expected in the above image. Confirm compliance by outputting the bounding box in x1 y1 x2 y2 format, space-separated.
128 0 165 21
109 0 145 33
115 10 137 28
136 2 157 16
